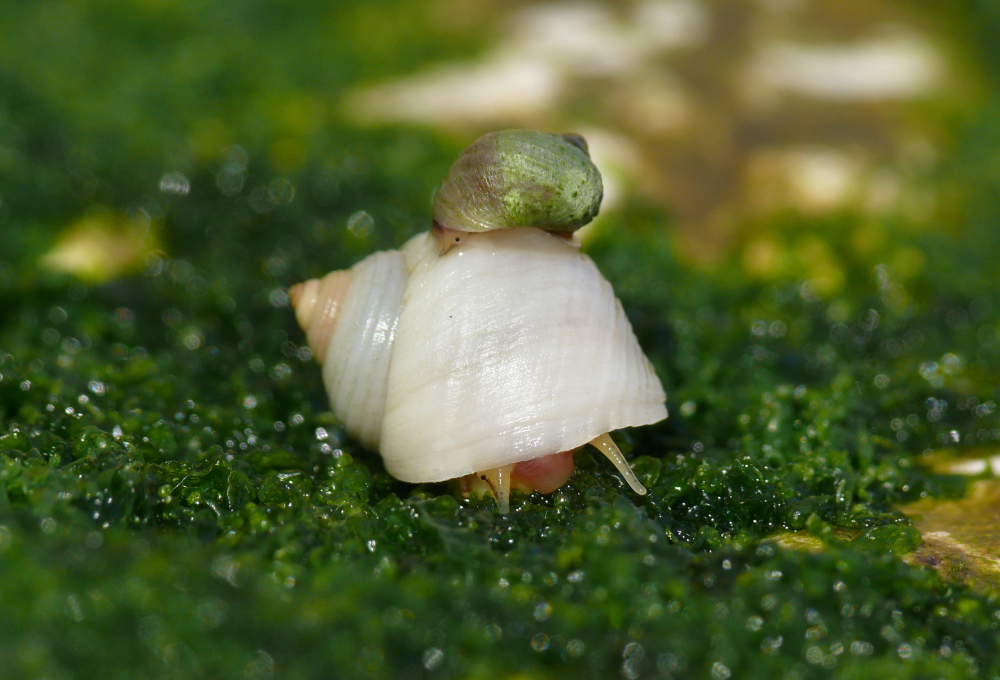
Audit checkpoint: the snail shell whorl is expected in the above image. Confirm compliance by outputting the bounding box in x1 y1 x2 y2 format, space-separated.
433 130 603 234
291 250 408 449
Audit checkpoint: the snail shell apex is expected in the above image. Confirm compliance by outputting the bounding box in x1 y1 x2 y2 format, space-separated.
289 270 351 365
433 130 603 234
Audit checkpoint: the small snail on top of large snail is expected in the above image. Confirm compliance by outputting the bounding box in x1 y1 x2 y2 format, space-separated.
290 130 668 513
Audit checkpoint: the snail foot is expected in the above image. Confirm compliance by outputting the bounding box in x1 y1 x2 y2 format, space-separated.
511 450 575 494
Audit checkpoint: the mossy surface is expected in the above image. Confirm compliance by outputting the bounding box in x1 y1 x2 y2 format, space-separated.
4 2 1000 679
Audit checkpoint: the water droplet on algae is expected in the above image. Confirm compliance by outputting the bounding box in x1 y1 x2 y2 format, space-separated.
422 648 444 670
347 210 374 238
710 660 731 680
249 186 276 213
268 288 289 308
159 172 190 196
623 642 646 679
270 178 295 203
221 145 249 172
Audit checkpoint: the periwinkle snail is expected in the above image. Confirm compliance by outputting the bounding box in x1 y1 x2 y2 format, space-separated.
290 130 667 512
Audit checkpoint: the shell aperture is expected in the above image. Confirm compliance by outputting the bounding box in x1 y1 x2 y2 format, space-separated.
432 130 603 235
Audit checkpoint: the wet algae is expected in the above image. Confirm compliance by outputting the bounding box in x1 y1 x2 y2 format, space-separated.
5 1 1000 678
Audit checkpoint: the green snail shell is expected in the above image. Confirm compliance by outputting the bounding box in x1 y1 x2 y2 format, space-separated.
432 130 603 234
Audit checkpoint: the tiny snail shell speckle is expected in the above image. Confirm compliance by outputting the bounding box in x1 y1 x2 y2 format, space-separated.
290 130 667 512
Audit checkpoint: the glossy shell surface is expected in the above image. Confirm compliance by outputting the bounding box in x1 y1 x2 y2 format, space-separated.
301 228 666 482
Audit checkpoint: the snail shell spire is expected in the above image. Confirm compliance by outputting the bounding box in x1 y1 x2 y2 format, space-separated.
289 270 351 365
432 130 603 234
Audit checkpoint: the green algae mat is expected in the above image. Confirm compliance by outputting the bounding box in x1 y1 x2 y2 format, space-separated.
5 1 1000 678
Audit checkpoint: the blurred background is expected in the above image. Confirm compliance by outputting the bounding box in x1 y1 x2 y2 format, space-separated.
0 0 987 288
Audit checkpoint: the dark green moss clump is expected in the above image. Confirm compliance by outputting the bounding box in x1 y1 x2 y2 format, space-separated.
4 1 1000 679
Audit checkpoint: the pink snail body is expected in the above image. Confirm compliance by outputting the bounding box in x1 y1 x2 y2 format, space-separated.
291 131 667 512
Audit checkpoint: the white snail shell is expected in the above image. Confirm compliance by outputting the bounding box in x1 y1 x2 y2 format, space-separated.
291 131 667 511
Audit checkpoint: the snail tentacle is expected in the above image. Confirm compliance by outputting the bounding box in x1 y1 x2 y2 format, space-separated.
431 222 467 254
475 464 516 514
589 433 647 495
